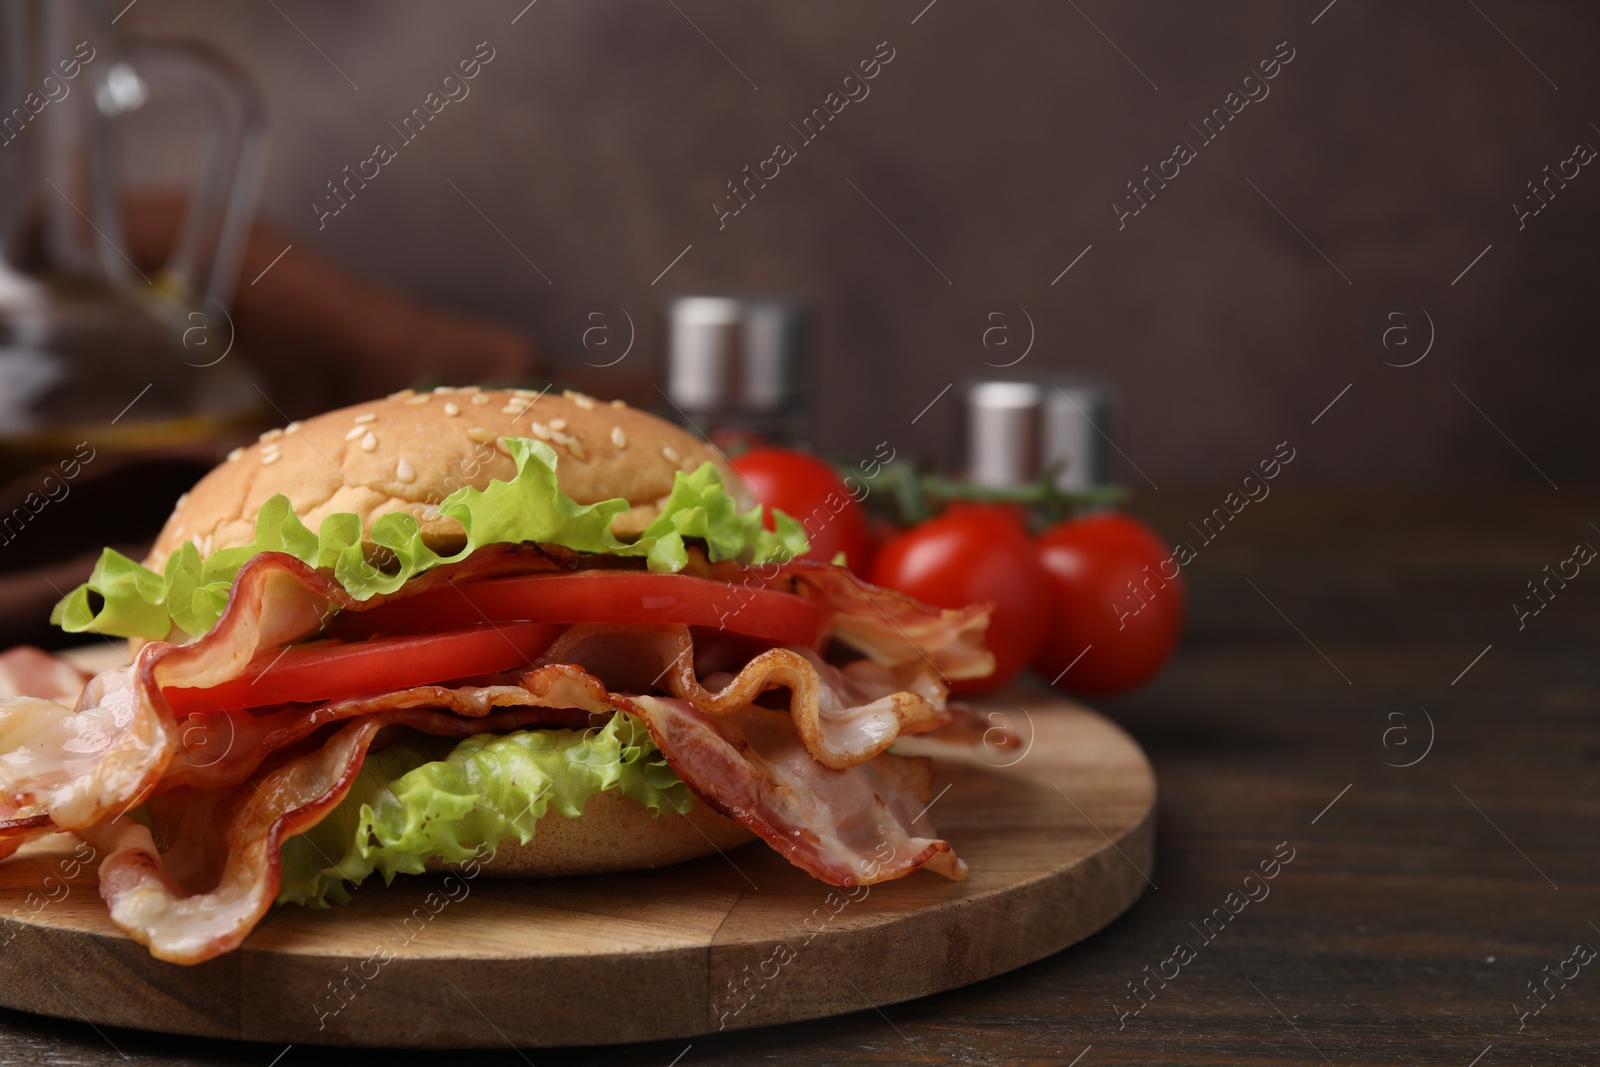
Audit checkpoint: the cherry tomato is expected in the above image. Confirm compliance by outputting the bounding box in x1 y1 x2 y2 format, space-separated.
731 447 873 573
332 571 830 648
869 505 1050 694
1033 513 1185 697
867 514 900 561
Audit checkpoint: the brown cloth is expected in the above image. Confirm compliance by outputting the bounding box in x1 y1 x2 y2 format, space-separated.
122 193 539 415
0 195 540 649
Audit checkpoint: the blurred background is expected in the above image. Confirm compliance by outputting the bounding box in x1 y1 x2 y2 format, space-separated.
2 0 1597 645
116 0 1600 482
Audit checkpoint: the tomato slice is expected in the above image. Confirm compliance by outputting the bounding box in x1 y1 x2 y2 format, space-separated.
331 571 831 648
164 621 566 715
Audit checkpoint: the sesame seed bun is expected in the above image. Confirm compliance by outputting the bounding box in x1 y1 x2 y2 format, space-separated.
145 387 731 573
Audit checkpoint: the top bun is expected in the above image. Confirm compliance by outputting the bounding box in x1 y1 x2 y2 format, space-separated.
146 388 730 573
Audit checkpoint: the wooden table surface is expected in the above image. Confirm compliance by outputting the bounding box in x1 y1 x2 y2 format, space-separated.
3 486 1595 1066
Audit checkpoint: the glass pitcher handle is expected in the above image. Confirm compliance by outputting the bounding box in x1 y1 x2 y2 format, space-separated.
107 36 267 313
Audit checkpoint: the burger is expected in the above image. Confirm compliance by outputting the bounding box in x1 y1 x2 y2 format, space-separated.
0 388 994 965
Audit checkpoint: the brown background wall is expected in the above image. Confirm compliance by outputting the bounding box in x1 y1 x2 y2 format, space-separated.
121 0 1600 485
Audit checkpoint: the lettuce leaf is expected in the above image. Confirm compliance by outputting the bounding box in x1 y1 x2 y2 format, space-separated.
440 437 636 559
50 548 169 638
637 459 809 573
277 714 693 908
52 437 809 640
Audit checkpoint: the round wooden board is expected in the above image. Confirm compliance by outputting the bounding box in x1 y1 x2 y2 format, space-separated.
0 685 1155 1048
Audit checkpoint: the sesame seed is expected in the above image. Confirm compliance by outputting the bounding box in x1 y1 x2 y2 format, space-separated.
494 438 512 456
550 429 571 445
443 402 460 416
388 388 415 401
548 418 567 432
354 413 377 424
175 493 189 510
421 504 443 521
201 534 214 556
466 428 492 444
434 385 454 394
662 445 681 464
259 428 283 443
565 390 596 410
610 398 627 408
227 447 245 462
262 451 281 465
530 421 551 441
360 432 378 452
344 426 366 441
396 457 415 483
461 385 481 393
285 422 300 434
470 393 490 405
501 403 522 416
513 388 539 398
566 437 586 460
611 426 627 448
405 393 431 406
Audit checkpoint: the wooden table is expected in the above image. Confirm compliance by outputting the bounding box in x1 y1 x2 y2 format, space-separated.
2 487 1594 1065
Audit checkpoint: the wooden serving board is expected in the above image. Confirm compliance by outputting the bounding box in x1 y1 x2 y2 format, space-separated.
0 670 1155 1048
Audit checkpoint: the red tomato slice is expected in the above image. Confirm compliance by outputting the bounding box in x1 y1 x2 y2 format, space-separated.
164 621 566 715
333 571 831 649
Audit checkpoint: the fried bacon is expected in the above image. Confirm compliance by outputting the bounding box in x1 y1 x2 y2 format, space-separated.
624 694 965 885
0 646 89 706
535 624 953 769
0 669 170 830
0 814 54 862
684 556 995 682
161 666 609 791
0 547 990 963
93 719 382 964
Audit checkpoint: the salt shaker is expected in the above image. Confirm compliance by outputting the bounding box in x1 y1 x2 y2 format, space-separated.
664 296 809 445
963 377 1120 490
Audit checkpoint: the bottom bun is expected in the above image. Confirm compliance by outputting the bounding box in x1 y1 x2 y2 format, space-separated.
427 790 756 879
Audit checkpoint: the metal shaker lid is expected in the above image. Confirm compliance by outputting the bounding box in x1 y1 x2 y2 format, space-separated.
1042 381 1118 490
666 296 804 413
965 380 1042 488
964 378 1120 490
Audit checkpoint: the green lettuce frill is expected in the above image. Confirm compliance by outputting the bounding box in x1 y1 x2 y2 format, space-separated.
52 438 808 640
277 714 693 907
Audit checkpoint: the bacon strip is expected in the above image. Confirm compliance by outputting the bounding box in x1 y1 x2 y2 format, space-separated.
88 670 965 962
0 814 54 862
1 549 989 826
0 647 89 706
0 646 94 831
785 562 993 681
0 546 985 963
689 557 994 681
95 718 381 965
162 664 610 791
537 624 952 770
3 549 985 832
0 669 170 829
625 694 964 886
